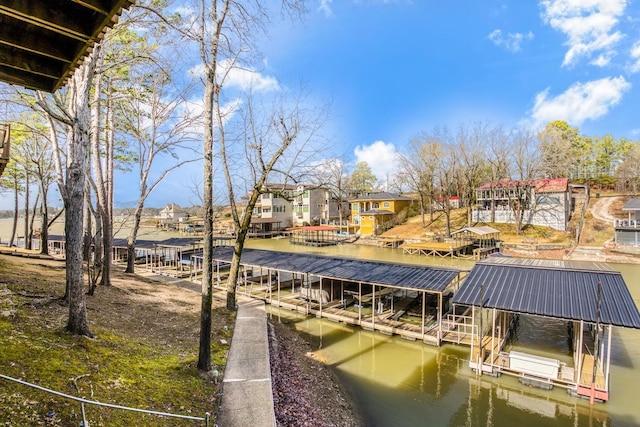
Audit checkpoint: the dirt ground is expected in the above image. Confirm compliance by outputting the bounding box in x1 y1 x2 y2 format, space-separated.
0 254 361 426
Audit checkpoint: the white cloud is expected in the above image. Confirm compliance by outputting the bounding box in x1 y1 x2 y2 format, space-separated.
488 29 534 52
188 60 280 92
354 141 400 187
530 76 630 126
630 41 640 73
591 53 612 67
540 0 626 67
318 0 333 17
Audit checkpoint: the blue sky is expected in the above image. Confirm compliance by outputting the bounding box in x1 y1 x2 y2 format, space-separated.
147 0 640 209
261 1 639 158
5 0 640 211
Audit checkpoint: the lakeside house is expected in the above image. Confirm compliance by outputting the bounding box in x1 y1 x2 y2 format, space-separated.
472 178 570 231
158 203 188 230
241 183 350 232
350 192 415 236
614 198 640 246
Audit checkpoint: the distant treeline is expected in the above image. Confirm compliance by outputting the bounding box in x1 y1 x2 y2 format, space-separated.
0 205 223 220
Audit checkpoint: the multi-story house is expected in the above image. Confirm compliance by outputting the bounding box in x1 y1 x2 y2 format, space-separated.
258 184 296 228
350 192 415 236
472 178 570 231
615 198 640 246
158 203 188 229
241 183 350 229
286 185 348 226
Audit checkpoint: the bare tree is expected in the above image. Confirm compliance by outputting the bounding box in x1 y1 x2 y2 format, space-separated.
33 47 101 337
453 123 490 226
397 134 441 226
220 88 325 310
147 0 307 372
615 141 640 195
16 122 56 255
506 128 541 235
116 62 200 274
485 128 511 223
312 158 350 226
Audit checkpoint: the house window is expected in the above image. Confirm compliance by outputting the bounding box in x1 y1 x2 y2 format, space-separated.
353 203 360 212
369 216 373 220
303 204 310 213
536 195 561 205
262 207 271 213
372 202 379 209
383 202 390 208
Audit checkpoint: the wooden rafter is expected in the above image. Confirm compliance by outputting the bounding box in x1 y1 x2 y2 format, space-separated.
0 0 134 92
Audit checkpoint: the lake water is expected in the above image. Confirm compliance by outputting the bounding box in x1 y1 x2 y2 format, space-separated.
3 218 639 426
248 239 640 427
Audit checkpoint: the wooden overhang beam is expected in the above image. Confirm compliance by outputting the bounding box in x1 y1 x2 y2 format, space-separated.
0 0 133 92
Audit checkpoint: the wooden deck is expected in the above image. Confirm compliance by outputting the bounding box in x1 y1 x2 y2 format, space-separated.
578 354 606 389
377 237 404 248
242 289 441 344
402 241 473 258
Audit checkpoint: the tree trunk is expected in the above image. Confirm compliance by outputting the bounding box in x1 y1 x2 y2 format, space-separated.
24 174 29 249
65 51 97 338
39 186 49 255
125 208 143 274
91 58 113 287
226 229 249 311
103 78 115 286
197 67 216 372
28 192 39 250
10 175 18 247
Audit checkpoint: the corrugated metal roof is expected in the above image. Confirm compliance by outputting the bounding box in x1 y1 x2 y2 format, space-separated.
622 198 640 211
451 226 500 236
453 258 640 329
351 192 415 202
360 209 395 215
211 247 461 292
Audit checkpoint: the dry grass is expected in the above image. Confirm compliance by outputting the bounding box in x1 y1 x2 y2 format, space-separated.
380 208 573 246
0 255 233 426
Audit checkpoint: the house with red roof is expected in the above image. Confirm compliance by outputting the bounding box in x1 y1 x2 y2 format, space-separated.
472 178 570 231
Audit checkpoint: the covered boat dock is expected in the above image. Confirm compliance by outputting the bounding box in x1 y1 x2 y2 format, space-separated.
209 247 467 345
452 257 640 403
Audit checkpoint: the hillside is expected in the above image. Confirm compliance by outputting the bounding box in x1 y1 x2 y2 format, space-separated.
379 208 573 246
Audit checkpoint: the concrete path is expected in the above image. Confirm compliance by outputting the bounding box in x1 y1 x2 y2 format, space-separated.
216 299 276 427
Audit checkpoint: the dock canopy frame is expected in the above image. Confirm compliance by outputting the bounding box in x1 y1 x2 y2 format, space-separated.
453 258 640 328
452 257 640 402
209 246 464 345
212 246 460 292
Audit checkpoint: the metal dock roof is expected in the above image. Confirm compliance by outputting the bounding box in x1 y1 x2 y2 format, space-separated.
453 258 640 329
211 247 461 292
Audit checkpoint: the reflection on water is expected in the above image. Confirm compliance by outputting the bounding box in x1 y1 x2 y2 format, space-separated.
262 242 640 427
268 307 621 426
3 221 636 426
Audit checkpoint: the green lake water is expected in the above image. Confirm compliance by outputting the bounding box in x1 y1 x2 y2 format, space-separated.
249 239 640 427
3 218 638 426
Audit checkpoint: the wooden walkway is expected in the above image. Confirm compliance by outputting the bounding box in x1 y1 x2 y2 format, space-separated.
403 241 473 258
240 288 441 344
578 354 605 389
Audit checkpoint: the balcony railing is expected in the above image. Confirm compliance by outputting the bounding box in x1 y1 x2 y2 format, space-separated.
614 219 640 229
